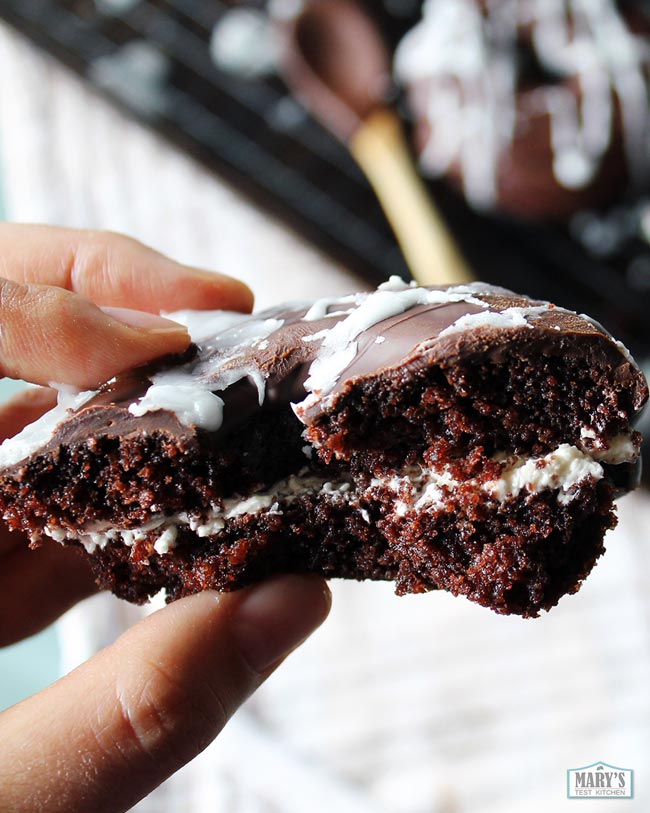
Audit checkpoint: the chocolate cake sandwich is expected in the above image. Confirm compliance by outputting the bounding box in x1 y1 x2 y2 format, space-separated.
0 278 646 617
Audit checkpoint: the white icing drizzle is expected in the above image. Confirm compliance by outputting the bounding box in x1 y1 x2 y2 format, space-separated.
302 294 359 321
128 381 225 430
298 283 490 402
0 388 96 468
436 304 555 338
377 275 417 292
127 311 284 424
395 0 650 207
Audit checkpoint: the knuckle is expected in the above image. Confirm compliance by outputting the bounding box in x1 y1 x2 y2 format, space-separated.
0 279 66 323
111 659 229 771
33 284 77 325
84 229 138 252
70 230 144 290
0 277 26 311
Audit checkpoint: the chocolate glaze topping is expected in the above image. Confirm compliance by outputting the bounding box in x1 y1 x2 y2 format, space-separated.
1 281 647 471
1 281 647 617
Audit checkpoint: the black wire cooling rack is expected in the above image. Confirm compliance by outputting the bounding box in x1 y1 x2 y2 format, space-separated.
2 0 650 361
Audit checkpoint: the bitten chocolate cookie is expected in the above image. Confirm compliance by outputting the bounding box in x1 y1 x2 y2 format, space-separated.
0 278 646 617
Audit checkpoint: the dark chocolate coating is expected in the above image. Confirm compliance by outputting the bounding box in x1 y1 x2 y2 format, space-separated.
6 284 647 473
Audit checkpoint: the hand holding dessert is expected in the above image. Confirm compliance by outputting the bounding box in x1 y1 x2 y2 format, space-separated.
0 221 645 810
0 230 645 619
0 224 330 813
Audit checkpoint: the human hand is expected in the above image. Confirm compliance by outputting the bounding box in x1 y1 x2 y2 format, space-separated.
0 225 331 812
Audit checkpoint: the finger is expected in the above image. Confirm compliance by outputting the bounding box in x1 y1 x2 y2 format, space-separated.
0 387 57 442
0 278 192 388
0 576 331 813
0 224 253 313
0 540 98 646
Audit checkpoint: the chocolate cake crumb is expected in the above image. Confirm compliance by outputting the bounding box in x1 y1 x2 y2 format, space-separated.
0 279 646 617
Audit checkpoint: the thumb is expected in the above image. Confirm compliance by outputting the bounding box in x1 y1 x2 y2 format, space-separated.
0 277 190 389
0 576 331 813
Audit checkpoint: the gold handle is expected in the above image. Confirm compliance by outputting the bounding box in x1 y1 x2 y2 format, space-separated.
350 108 473 286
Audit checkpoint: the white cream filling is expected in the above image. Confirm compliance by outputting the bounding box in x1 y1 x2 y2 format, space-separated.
579 426 640 465
44 470 354 554
154 526 178 555
381 444 607 514
43 437 637 555
484 445 604 505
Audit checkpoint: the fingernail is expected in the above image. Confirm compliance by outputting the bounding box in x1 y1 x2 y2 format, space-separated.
231 576 331 673
101 306 188 333
183 267 254 312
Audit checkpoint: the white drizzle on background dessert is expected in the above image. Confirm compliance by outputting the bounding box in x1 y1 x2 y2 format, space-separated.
395 0 650 208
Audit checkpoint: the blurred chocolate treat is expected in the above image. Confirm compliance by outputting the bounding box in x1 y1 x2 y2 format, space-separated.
395 0 650 220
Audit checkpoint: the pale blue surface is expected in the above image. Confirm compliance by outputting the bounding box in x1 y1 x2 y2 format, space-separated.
0 629 60 712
